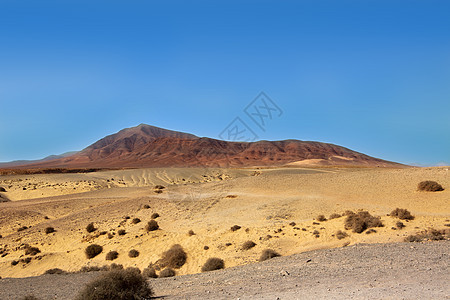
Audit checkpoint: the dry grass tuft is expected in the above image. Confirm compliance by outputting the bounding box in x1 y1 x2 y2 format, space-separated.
344 211 383 233
201 257 225 272
75 268 153 300
417 181 444 192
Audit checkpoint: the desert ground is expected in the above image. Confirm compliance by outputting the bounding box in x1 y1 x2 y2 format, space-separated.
0 166 449 298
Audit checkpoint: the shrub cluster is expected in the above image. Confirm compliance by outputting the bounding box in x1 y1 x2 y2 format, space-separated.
344 211 383 233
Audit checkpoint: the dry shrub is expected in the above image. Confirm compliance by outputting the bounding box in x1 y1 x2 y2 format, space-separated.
0 187 6 192
78 265 109 273
21 296 40 300
107 233 114 239
45 227 55 234
118 229 126 236
17 226 28 232
201 258 225 272
335 230 348 240
106 251 119 261
142 267 158 278
86 223 96 233
128 249 139 258
329 213 342 220
44 268 67 275
259 249 280 261
203 246 209 250
241 241 256 250
343 210 355 216
131 218 141 224
151 213 160 219
404 228 449 242
344 211 383 233
160 244 187 269
289 222 296 226
390 208 415 220
143 204 150 209
25 246 41 256
110 263 124 271
188 230 195 236
154 185 165 190
159 268 176 278
85 244 103 259
396 221 405 229
417 181 444 192
146 220 159 231
316 215 327 222
230 225 241 232
75 268 153 300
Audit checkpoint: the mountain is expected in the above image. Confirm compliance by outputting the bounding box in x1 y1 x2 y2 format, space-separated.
6 123 402 169
0 151 78 168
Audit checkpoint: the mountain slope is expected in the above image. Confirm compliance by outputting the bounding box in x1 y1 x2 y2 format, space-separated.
10 124 402 168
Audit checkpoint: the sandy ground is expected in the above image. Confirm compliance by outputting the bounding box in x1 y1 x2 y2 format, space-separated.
0 241 448 299
0 166 448 281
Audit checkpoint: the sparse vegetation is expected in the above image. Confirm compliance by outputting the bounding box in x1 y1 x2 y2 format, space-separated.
396 221 405 229
17 226 28 232
160 244 187 269
188 230 195 236
151 213 160 219
21 296 40 300
143 204 150 209
316 215 327 222
128 249 139 258
241 240 256 250
146 220 159 231
25 246 41 256
118 229 126 236
259 249 280 261
45 227 55 234
203 246 209 250
44 268 67 275
154 185 165 190
230 225 241 232
75 268 153 300
131 218 141 224
343 210 355 216
344 211 383 233
201 257 225 272
159 268 176 278
404 229 448 242
85 244 103 259
106 251 119 261
417 181 444 192
289 222 296 226
335 230 348 240
86 223 96 233
390 208 415 220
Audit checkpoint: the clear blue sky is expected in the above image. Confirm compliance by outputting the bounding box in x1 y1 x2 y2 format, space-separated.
0 0 449 166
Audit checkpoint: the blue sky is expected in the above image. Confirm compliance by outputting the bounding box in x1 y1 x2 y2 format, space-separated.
0 0 449 166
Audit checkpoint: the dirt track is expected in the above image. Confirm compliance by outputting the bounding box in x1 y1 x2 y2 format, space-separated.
1 241 448 299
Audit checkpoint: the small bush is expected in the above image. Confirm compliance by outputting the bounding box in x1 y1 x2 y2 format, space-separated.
335 230 348 240
44 268 67 275
316 215 327 222
21 296 40 300
128 249 139 258
289 222 296 226
390 208 415 220
160 244 187 269
17 226 28 232
118 229 126 236
418 181 444 192
143 267 158 278
404 229 448 242
143 204 150 209
329 213 342 220
106 251 119 261
86 223 96 233
154 185 165 190
131 218 141 224
203 246 209 250
259 249 280 261
159 268 176 278
151 213 160 219
241 241 256 250
343 210 355 216
146 220 159 231
107 233 114 239
25 246 41 256
188 230 195 236
230 225 241 232
85 244 103 259
45 227 55 234
75 269 153 300
344 211 383 233
201 258 225 272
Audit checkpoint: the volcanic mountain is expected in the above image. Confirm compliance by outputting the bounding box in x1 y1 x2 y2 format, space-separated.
8 124 402 169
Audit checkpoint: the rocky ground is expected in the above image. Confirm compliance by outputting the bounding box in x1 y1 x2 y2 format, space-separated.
0 241 448 299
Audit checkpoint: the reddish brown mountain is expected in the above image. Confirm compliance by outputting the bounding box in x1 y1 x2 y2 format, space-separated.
11 124 402 169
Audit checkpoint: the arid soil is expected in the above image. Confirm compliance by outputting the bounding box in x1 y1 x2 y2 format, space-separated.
0 241 448 299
